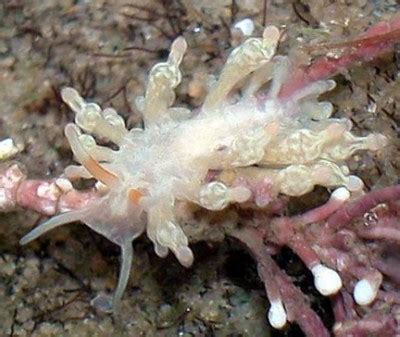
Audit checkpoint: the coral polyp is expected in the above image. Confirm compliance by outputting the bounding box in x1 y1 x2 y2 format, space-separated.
18 25 387 313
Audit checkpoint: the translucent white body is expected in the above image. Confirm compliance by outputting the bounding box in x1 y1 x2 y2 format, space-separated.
20 26 387 310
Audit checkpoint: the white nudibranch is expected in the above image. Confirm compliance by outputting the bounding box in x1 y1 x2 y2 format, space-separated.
19 26 387 312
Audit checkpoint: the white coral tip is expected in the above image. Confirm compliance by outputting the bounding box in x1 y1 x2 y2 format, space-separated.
311 264 342 296
0 138 19 160
331 187 350 202
353 279 379 306
233 18 255 36
268 300 287 329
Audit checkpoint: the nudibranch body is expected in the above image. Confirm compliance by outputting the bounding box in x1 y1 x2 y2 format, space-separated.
20 26 386 310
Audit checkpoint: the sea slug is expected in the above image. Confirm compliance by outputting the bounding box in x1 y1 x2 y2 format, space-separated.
17 25 387 314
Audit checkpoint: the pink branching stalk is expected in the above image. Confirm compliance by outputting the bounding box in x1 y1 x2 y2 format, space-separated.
279 14 400 98
232 184 400 336
231 227 331 337
0 164 98 215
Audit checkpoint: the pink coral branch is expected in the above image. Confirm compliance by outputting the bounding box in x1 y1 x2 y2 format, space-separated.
279 14 400 98
327 184 400 228
374 259 400 284
233 183 400 335
358 226 400 242
334 312 396 337
231 227 330 337
0 163 98 215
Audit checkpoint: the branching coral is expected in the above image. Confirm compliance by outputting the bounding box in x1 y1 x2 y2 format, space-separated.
1 14 400 336
232 184 400 336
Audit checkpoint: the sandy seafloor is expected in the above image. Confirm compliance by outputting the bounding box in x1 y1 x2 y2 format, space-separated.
0 0 399 336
